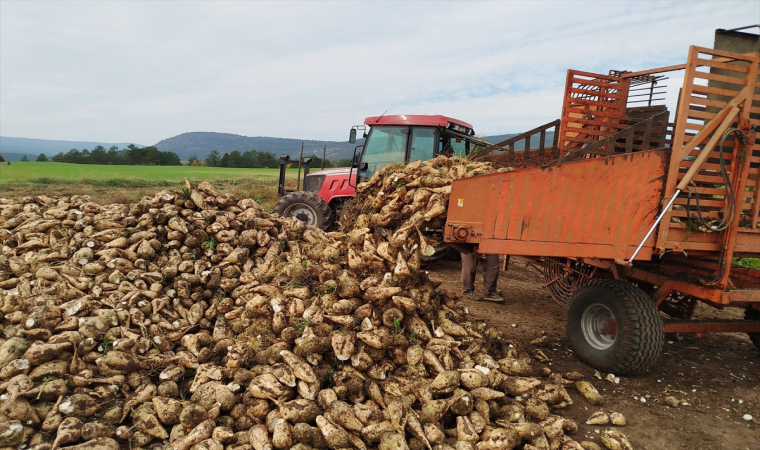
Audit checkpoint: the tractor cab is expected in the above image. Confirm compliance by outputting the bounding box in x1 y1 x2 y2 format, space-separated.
352 115 481 182
275 114 485 230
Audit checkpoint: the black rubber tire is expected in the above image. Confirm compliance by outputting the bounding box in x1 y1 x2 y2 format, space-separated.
273 191 334 230
745 308 760 351
566 279 664 375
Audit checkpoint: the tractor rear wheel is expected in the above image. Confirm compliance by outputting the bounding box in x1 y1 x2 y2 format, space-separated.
745 307 760 351
273 191 334 230
566 279 663 375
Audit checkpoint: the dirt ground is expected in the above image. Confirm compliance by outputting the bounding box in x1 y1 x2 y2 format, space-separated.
425 256 760 450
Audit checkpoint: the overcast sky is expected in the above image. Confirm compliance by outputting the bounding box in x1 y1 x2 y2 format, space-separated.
1 1 757 145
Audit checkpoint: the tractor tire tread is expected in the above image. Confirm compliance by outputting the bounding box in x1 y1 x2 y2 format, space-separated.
273 191 334 230
567 279 663 375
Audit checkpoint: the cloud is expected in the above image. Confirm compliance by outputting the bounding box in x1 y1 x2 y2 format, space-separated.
0 1 757 143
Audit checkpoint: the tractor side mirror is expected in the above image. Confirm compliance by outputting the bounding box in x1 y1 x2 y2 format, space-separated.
349 128 357 144
358 162 368 171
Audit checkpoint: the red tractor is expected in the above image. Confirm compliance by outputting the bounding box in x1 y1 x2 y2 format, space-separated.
274 114 485 230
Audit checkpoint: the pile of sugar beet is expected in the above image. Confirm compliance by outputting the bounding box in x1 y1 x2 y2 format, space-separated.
0 165 633 450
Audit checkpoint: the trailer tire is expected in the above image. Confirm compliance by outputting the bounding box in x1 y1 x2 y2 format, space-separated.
566 279 663 375
745 308 760 351
273 191 334 230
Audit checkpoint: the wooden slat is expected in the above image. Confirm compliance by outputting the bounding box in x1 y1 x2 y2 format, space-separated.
621 64 687 78
625 127 634 153
562 127 626 137
693 70 749 86
670 210 721 219
561 113 630 127
569 77 622 88
683 122 706 132
688 96 731 108
673 198 728 208
692 84 744 98
561 136 603 145
695 57 750 73
564 97 625 108
686 109 717 120
567 87 624 100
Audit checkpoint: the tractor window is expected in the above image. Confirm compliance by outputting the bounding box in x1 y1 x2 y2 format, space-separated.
439 132 468 158
360 125 408 181
409 127 436 162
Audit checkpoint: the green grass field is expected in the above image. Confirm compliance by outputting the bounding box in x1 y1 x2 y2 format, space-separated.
0 161 302 208
0 161 288 184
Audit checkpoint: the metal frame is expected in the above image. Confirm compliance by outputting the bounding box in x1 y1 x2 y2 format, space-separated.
445 45 760 337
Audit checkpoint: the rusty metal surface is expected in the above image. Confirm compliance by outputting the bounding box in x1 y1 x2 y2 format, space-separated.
656 46 760 255
558 70 632 153
663 320 760 334
446 149 668 260
479 119 561 159
552 110 670 165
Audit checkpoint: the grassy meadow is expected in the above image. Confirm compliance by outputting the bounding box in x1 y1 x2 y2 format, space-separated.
0 162 302 209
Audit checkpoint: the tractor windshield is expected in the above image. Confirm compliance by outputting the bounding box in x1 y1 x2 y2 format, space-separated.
360 125 408 181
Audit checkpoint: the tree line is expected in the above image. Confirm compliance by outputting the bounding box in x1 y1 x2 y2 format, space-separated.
51 145 181 166
2 146 357 168
199 150 353 169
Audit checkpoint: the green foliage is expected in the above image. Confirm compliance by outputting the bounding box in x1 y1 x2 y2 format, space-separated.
333 154 361 168
37 376 56 400
203 237 216 250
297 319 313 336
20 155 29 162
734 258 760 270
205 150 221 167
100 338 114 353
392 318 405 340
51 144 181 166
302 154 332 169
318 284 336 297
205 149 279 168
0 153 4 162
36 153 48 162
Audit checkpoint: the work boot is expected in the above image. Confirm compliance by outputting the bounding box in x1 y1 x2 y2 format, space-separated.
462 291 481 301
482 291 505 303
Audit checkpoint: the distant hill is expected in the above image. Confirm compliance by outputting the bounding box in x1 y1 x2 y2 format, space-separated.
155 131 555 161
0 130 555 164
0 136 143 158
153 132 364 162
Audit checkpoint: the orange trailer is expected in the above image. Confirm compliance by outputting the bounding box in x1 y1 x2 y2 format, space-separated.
445 45 760 375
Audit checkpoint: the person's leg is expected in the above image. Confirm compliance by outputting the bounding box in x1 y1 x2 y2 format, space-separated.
481 254 499 292
461 252 477 293
482 254 504 302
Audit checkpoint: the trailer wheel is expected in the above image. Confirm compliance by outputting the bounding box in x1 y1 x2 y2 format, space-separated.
273 191 333 230
745 308 760 351
566 279 663 375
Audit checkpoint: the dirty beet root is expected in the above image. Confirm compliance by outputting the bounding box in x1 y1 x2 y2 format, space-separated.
0 179 629 450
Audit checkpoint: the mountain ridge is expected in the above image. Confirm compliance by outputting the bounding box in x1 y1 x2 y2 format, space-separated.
1 130 553 162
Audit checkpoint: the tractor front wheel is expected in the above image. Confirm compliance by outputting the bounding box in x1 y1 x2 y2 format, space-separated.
273 191 334 230
566 279 663 375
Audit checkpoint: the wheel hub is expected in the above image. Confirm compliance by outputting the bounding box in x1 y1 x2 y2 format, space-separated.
287 206 316 226
581 303 617 350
